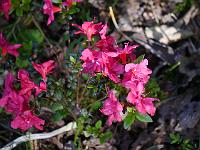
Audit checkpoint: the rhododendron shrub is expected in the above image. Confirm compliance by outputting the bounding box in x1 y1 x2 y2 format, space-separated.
74 20 159 126
0 0 160 147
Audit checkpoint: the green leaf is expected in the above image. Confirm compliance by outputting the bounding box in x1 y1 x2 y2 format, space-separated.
87 85 95 89
19 29 44 44
82 73 89 80
169 133 181 144
0 108 3 113
16 57 29 68
52 0 62 3
54 89 63 100
67 8 77 15
90 101 102 111
95 120 102 129
70 56 76 63
51 110 68 122
127 107 133 112
134 54 145 64
16 7 23 16
22 4 30 12
123 112 135 129
50 103 64 112
135 112 153 122
96 73 102 81
22 0 31 4
100 131 112 144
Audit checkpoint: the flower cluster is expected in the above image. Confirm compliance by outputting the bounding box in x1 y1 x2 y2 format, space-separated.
74 21 158 125
0 60 55 131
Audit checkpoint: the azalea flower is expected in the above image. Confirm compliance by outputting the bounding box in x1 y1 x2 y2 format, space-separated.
95 36 117 53
123 59 152 86
0 32 21 57
35 81 47 96
123 81 145 96
32 60 56 81
0 73 29 116
101 55 124 83
43 0 61 25
72 21 103 41
117 43 138 64
0 0 11 20
3 72 14 96
11 110 45 131
127 91 158 116
62 0 82 7
99 24 108 39
0 91 29 116
100 90 123 125
0 70 45 131
80 48 103 75
18 69 38 96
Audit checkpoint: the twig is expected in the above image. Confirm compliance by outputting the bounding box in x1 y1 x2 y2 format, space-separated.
31 15 51 46
1 122 77 150
7 17 21 39
109 6 132 41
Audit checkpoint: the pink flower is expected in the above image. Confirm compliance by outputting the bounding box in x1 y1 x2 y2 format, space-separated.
43 0 61 25
35 81 47 96
123 59 152 86
100 90 123 126
99 24 108 39
0 91 28 116
32 60 56 81
0 32 21 57
18 69 37 96
117 43 138 64
3 72 14 96
0 0 11 20
0 69 45 132
124 81 145 95
95 36 117 53
62 0 82 7
72 21 103 41
127 91 158 116
101 55 124 83
0 72 30 115
11 110 45 131
80 48 103 75
96 40 137 64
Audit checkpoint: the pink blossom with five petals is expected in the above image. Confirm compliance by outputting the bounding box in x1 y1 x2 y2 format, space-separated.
127 91 158 116
11 110 45 131
100 90 123 126
101 55 124 83
116 43 138 64
18 69 38 96
43 0 61 25
0 32 21 57
122 59 152 86
32 60 56 81
72 21 103 41
80 48 103 75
